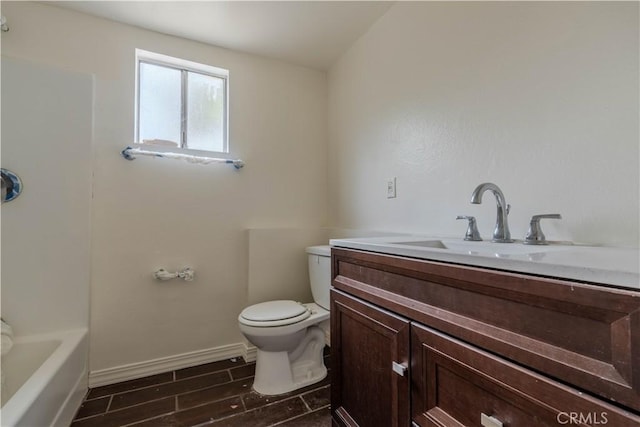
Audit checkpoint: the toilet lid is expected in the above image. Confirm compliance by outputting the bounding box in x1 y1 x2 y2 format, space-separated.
240 300 311 326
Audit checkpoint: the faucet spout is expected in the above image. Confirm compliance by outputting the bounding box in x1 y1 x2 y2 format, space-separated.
470 182 513 243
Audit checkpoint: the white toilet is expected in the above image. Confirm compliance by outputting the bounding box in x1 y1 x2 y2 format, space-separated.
238 245 331 395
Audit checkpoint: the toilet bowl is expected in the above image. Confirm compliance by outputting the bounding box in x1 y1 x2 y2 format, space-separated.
238 245 331 395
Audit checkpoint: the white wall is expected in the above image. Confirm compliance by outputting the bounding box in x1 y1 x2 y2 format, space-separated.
1 57 93 336
247 228 329 306
1 2 328 373
328 2 639 247
4 0 637 380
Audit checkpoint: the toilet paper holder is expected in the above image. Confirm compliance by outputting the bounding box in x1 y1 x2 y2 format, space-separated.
153 267 194 281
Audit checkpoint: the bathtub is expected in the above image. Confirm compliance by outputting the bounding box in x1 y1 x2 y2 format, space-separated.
1 328 88 427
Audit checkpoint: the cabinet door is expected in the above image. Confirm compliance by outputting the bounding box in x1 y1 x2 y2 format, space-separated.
331 289 410 427
411 323 639 427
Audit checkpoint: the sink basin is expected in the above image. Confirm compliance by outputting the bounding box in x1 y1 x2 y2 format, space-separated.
394 240 447 249
389 239 571 257
329 235 639 288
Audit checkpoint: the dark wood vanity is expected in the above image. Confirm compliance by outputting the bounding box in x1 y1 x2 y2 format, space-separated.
330 247 640 426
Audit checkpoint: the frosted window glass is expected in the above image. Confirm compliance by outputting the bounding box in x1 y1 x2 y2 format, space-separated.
138 63 181 145
187 72 225 152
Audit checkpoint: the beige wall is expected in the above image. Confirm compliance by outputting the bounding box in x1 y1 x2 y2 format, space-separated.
4 0 639 379
328 2 639 247
247 228 329 306
1 57 92 336
2 2 328 373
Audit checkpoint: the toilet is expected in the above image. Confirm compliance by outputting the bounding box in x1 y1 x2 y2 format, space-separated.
238 245 331 395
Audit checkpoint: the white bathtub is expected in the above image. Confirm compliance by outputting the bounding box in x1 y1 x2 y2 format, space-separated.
1 328 88 427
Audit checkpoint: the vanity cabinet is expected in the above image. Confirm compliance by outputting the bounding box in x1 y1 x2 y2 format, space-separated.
330 248 640 427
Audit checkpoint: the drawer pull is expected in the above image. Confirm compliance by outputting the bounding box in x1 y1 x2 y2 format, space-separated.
481 413 503 427
392 361 408 376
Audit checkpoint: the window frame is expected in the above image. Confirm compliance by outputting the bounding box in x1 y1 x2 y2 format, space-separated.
134 49 230 155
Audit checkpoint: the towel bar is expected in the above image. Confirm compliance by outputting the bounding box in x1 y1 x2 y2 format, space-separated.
121 146 244 169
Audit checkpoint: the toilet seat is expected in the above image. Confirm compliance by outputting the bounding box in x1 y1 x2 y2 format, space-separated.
239 300 311 327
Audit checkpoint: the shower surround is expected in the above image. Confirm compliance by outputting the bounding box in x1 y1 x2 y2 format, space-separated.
1 56 93 426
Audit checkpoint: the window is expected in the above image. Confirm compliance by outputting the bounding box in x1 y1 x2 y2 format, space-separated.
135 49 229 154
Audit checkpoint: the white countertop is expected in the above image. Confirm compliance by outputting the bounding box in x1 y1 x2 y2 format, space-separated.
329 235 640 290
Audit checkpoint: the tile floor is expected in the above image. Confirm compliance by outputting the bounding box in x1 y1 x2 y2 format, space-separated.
71 351 331 427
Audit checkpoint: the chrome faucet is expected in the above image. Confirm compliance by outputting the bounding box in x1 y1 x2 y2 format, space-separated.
470 183 514 243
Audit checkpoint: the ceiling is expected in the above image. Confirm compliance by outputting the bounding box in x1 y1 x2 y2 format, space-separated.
51 1 394 70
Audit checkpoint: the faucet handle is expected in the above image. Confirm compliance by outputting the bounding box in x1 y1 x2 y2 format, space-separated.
524 214 562 245
456 215 482 241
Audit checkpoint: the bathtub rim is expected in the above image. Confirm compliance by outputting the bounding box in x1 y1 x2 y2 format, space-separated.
1 328 88 427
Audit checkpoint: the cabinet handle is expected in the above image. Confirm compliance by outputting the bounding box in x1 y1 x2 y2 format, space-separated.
392 361 408 376
481 413 503 427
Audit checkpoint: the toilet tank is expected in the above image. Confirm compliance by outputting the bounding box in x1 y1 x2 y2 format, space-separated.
306 245 331 310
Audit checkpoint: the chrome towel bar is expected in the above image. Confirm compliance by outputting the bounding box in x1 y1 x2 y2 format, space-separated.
121 146 244 169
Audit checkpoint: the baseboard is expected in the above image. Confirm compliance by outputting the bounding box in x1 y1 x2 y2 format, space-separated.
89 342 248 387
243 343 257 363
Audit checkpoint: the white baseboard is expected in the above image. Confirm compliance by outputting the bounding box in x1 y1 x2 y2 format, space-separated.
89 342 251 387
243 343 257 363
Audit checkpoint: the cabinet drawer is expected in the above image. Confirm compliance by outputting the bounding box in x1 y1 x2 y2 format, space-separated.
411 324 639 427
332 248 640 411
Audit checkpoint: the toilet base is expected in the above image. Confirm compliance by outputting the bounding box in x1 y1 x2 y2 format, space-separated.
252 326 327 395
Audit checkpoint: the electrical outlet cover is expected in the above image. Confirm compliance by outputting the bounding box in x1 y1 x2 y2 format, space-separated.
387 178 397 198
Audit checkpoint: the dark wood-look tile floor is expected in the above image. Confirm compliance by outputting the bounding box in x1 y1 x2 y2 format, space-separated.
72 351 331 427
